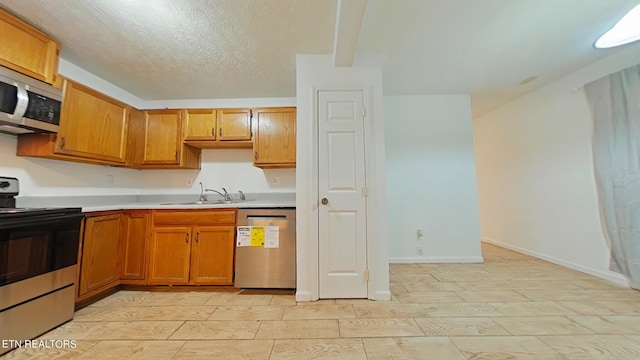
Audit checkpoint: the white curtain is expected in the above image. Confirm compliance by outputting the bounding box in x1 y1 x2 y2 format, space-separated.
584 63 640 289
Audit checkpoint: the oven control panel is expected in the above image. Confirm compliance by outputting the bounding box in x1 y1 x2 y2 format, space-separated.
0 176 18 196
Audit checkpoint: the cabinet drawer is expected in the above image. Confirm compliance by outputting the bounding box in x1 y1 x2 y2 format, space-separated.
153 209 236 226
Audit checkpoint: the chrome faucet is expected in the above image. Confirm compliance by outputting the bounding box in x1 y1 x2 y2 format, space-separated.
206 187 231 201
199 182 207 201
238 190 245 201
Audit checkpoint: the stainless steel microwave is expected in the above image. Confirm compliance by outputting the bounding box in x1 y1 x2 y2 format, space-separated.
0 66 62 135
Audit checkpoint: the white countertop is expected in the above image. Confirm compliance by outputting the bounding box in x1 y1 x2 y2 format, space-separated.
16 193 296 213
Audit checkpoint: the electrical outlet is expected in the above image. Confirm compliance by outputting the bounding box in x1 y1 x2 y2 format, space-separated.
272 176 281 185
416 247 423 256
106 175 114 185
187 178 193 186
417 228 424 240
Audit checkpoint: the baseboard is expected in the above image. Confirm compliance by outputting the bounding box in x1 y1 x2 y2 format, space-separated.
389 256 484 264
482 237 629 287
295 290 314 302
372 290 392 301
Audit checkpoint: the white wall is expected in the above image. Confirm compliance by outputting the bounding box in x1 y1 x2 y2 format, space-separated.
385 95 482 263
59 58 298 111
474 43 640 285
59 59 146 109
0 59 295 197
0 135 295 196
0 133 140 196
136 150 295 195
296 54 389 301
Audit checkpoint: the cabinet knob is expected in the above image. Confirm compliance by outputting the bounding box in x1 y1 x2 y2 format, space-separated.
321 198 328 205
211 127 215 137
196 232 199 243
219 128 222 137
59 137 66 149
185 233 189 243
254 151 258 160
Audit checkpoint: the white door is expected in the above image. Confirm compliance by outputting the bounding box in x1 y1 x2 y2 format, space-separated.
318 90 368 298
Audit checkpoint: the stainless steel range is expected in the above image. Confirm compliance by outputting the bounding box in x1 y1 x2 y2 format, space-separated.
0 177 83 355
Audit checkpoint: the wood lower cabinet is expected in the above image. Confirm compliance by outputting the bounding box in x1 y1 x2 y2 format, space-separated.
120 210 150 283
148 209 236 285
253 107 296 168
0 8 60 85
190 226 236 284
147 226 192 284
73 209 237 304
77 213 123 301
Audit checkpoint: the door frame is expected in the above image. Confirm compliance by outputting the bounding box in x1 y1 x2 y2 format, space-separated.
296 84 390 301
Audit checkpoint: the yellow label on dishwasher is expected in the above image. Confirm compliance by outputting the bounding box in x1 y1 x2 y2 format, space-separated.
250 226 265 247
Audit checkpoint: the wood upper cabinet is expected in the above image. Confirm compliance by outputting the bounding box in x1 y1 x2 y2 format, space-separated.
141 109 182 165
253 107 296 168
184 108 253 149
17 79 130 166
55 79 129 163
78 213 122 299
120 210 150 283
218 109 252 140
131 109 201 169
148 209 236 285
0 8 60 85
183 109 217 141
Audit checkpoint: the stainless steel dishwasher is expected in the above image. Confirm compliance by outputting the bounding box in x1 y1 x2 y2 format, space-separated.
235 208 296 288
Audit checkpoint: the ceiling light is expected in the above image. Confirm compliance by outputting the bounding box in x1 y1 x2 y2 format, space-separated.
594 4 640 48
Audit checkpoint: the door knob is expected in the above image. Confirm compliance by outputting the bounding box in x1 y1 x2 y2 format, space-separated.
321 198 328 205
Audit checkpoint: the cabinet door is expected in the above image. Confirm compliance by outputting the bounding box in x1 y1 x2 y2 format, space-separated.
79 214 122 296
121 211 149 281
147 227 191 285
253 107 296 168
56 80 129 163
189 226 235 285
184 109 217 141
0 8 60 84
218 109 252 141
141 110 182 165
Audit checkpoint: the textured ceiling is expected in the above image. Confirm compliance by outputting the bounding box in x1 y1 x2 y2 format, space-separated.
1 0 638 115
0 0 336 100
356 0 640 116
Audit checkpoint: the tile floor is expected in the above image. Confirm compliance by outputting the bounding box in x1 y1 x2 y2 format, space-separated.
4 243 640 359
